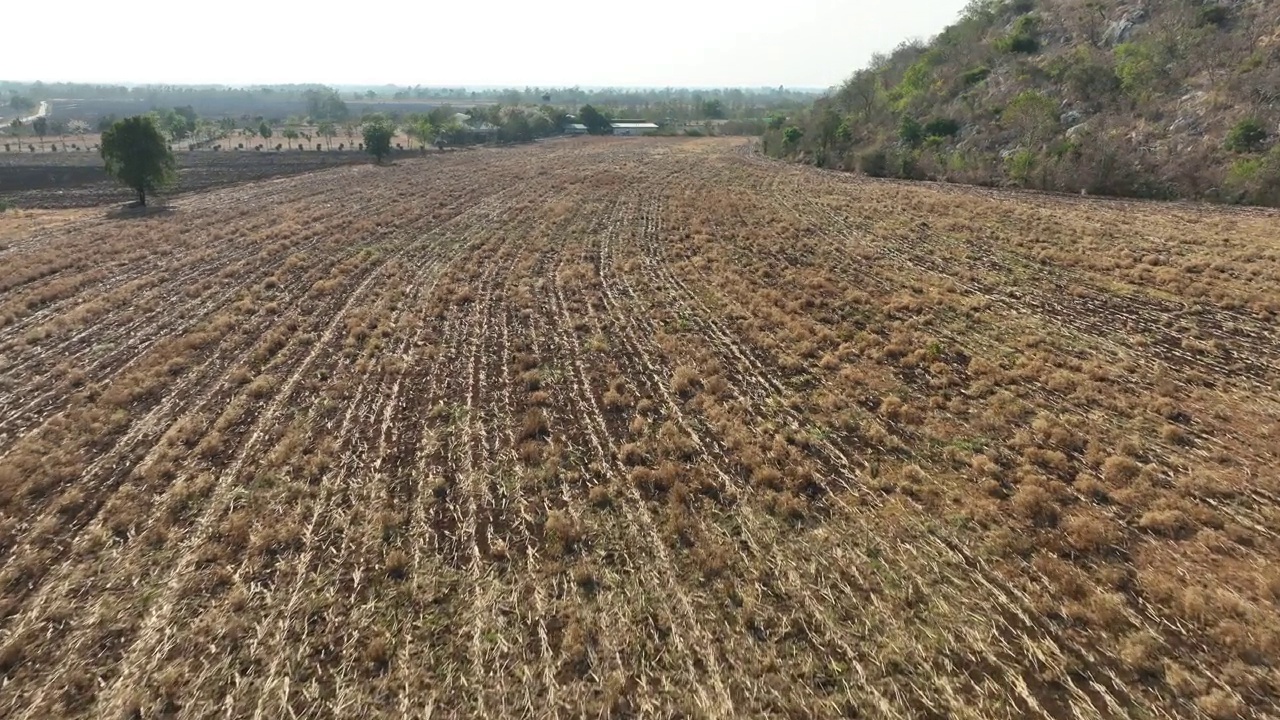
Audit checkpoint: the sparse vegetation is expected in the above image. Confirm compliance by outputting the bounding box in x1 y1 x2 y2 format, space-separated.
769 0 1280 206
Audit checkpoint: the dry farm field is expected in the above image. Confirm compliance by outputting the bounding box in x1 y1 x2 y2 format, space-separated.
1 137 1278 718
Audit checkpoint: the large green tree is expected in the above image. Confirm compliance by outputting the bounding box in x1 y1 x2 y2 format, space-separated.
100 116 176 207
579 104 612 135
363 118 394 163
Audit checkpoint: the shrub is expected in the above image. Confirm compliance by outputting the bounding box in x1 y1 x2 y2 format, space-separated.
1115 42 1165 100
996 16 1041 54
859 148 890 177
1224 147 1280 205
961 66 991 86
899 116 924 146
1225 118 1267 153
998 34 1040 53
1197 5 1229 28
1004 90 1058 143
782 126 803 145
1006 148 1038 185
894 58 936 109
924 117 961 138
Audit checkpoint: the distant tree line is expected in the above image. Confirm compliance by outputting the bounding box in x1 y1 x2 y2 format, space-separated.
0 81 815 124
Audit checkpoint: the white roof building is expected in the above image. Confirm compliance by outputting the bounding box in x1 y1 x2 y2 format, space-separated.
611 122 660 136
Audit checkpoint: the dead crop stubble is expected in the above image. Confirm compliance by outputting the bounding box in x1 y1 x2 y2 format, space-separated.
0 137 1278 719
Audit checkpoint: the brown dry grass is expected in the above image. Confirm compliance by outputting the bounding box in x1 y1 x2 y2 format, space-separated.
0 137 1276 718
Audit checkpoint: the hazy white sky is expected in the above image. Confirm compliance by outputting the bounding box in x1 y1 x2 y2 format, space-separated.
9 0 971 88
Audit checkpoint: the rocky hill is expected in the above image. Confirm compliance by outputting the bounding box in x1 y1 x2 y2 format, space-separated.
764 0 1280 205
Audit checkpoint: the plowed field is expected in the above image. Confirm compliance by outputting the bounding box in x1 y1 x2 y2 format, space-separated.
1 137 1278 719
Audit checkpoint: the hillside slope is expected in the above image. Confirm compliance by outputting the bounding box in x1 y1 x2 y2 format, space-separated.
765 0 1280 205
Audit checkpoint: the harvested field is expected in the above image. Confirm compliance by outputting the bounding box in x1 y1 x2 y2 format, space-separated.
0 150 372 209
1 136 1278 718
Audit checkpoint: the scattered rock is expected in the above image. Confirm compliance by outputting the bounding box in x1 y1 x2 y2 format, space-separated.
1066 122 1091 139
1061 110 1083 126
1105 19 1135 44
1168 116 1203 136
1177 91 1210 117
1104 9 1147 45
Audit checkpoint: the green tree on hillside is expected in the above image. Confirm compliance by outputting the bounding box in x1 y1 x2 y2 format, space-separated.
1004 90 1057 144
363 118 394 162
1226 119 1268 153
259 121 272 147
100 116 175 207
282 128 299 149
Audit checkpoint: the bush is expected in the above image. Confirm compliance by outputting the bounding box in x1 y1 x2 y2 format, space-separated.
1065 59 1120 101
899 116 924 146
782 126 803 145
961 66 991 86
998 33 1040 53
1225 118 1268 153
1197 5 1229 28
1224 148 1280 206
0 199 10 213
1006 149 1038 185
1115 42 1165 100
859 148 890 177
996 16 1041 54
924 117 961 138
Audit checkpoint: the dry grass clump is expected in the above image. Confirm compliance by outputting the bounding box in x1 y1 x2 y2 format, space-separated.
588 484 613 509
385 549 410 579
670 366 702 397
1011 483 1060 527
1137 508 1195 539
544 510 582 556
363 636 391 671
517 409 550 442
1196 690 1244 720
1062 511 1122 555
1102 456 1141 483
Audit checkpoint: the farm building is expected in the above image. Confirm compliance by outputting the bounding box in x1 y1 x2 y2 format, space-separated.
565 123 589 135
611 122 660 136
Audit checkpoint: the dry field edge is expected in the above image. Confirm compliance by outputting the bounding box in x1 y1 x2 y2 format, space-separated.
0 137 1277 718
